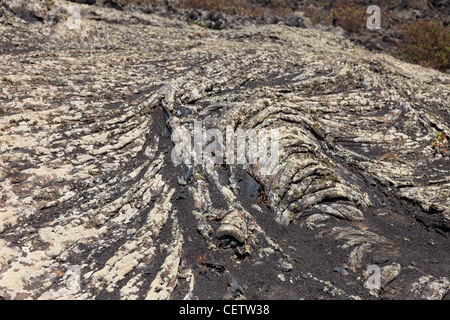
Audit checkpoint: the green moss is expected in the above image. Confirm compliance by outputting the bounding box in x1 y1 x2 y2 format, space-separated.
193 19 208 28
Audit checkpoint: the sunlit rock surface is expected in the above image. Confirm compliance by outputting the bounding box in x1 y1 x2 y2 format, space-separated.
0 0 448 300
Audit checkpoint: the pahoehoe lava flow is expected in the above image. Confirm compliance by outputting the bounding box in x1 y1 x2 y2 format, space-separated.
0 0 448 300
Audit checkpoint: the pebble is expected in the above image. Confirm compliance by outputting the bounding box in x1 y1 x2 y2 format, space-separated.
196 221 213 238
334 267 349 276
178 190 188 199
177 177 187 186
371 254 389 265
280 260 293 272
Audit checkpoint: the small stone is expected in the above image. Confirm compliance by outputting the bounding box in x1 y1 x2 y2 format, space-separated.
197 221 212 239
178 190 188 199
235 245 245 257
223 278 245 300
334 267 349 276
263 248 275 255
281 260 294 272
126 229 136 235
278 274 286 282
284 12 306 28
371 254 389 265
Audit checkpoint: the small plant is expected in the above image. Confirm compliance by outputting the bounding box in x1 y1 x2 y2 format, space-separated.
400 19 450 72
198 252 207 266
193 19 208 27
257 177 268 204
302 4 330 25
432 131 447 154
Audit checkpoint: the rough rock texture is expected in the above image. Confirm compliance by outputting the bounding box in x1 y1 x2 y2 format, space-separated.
0 0 449 300
1 0 60 24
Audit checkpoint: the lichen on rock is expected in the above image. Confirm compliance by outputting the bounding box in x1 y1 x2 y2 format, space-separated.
0 0 448 300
